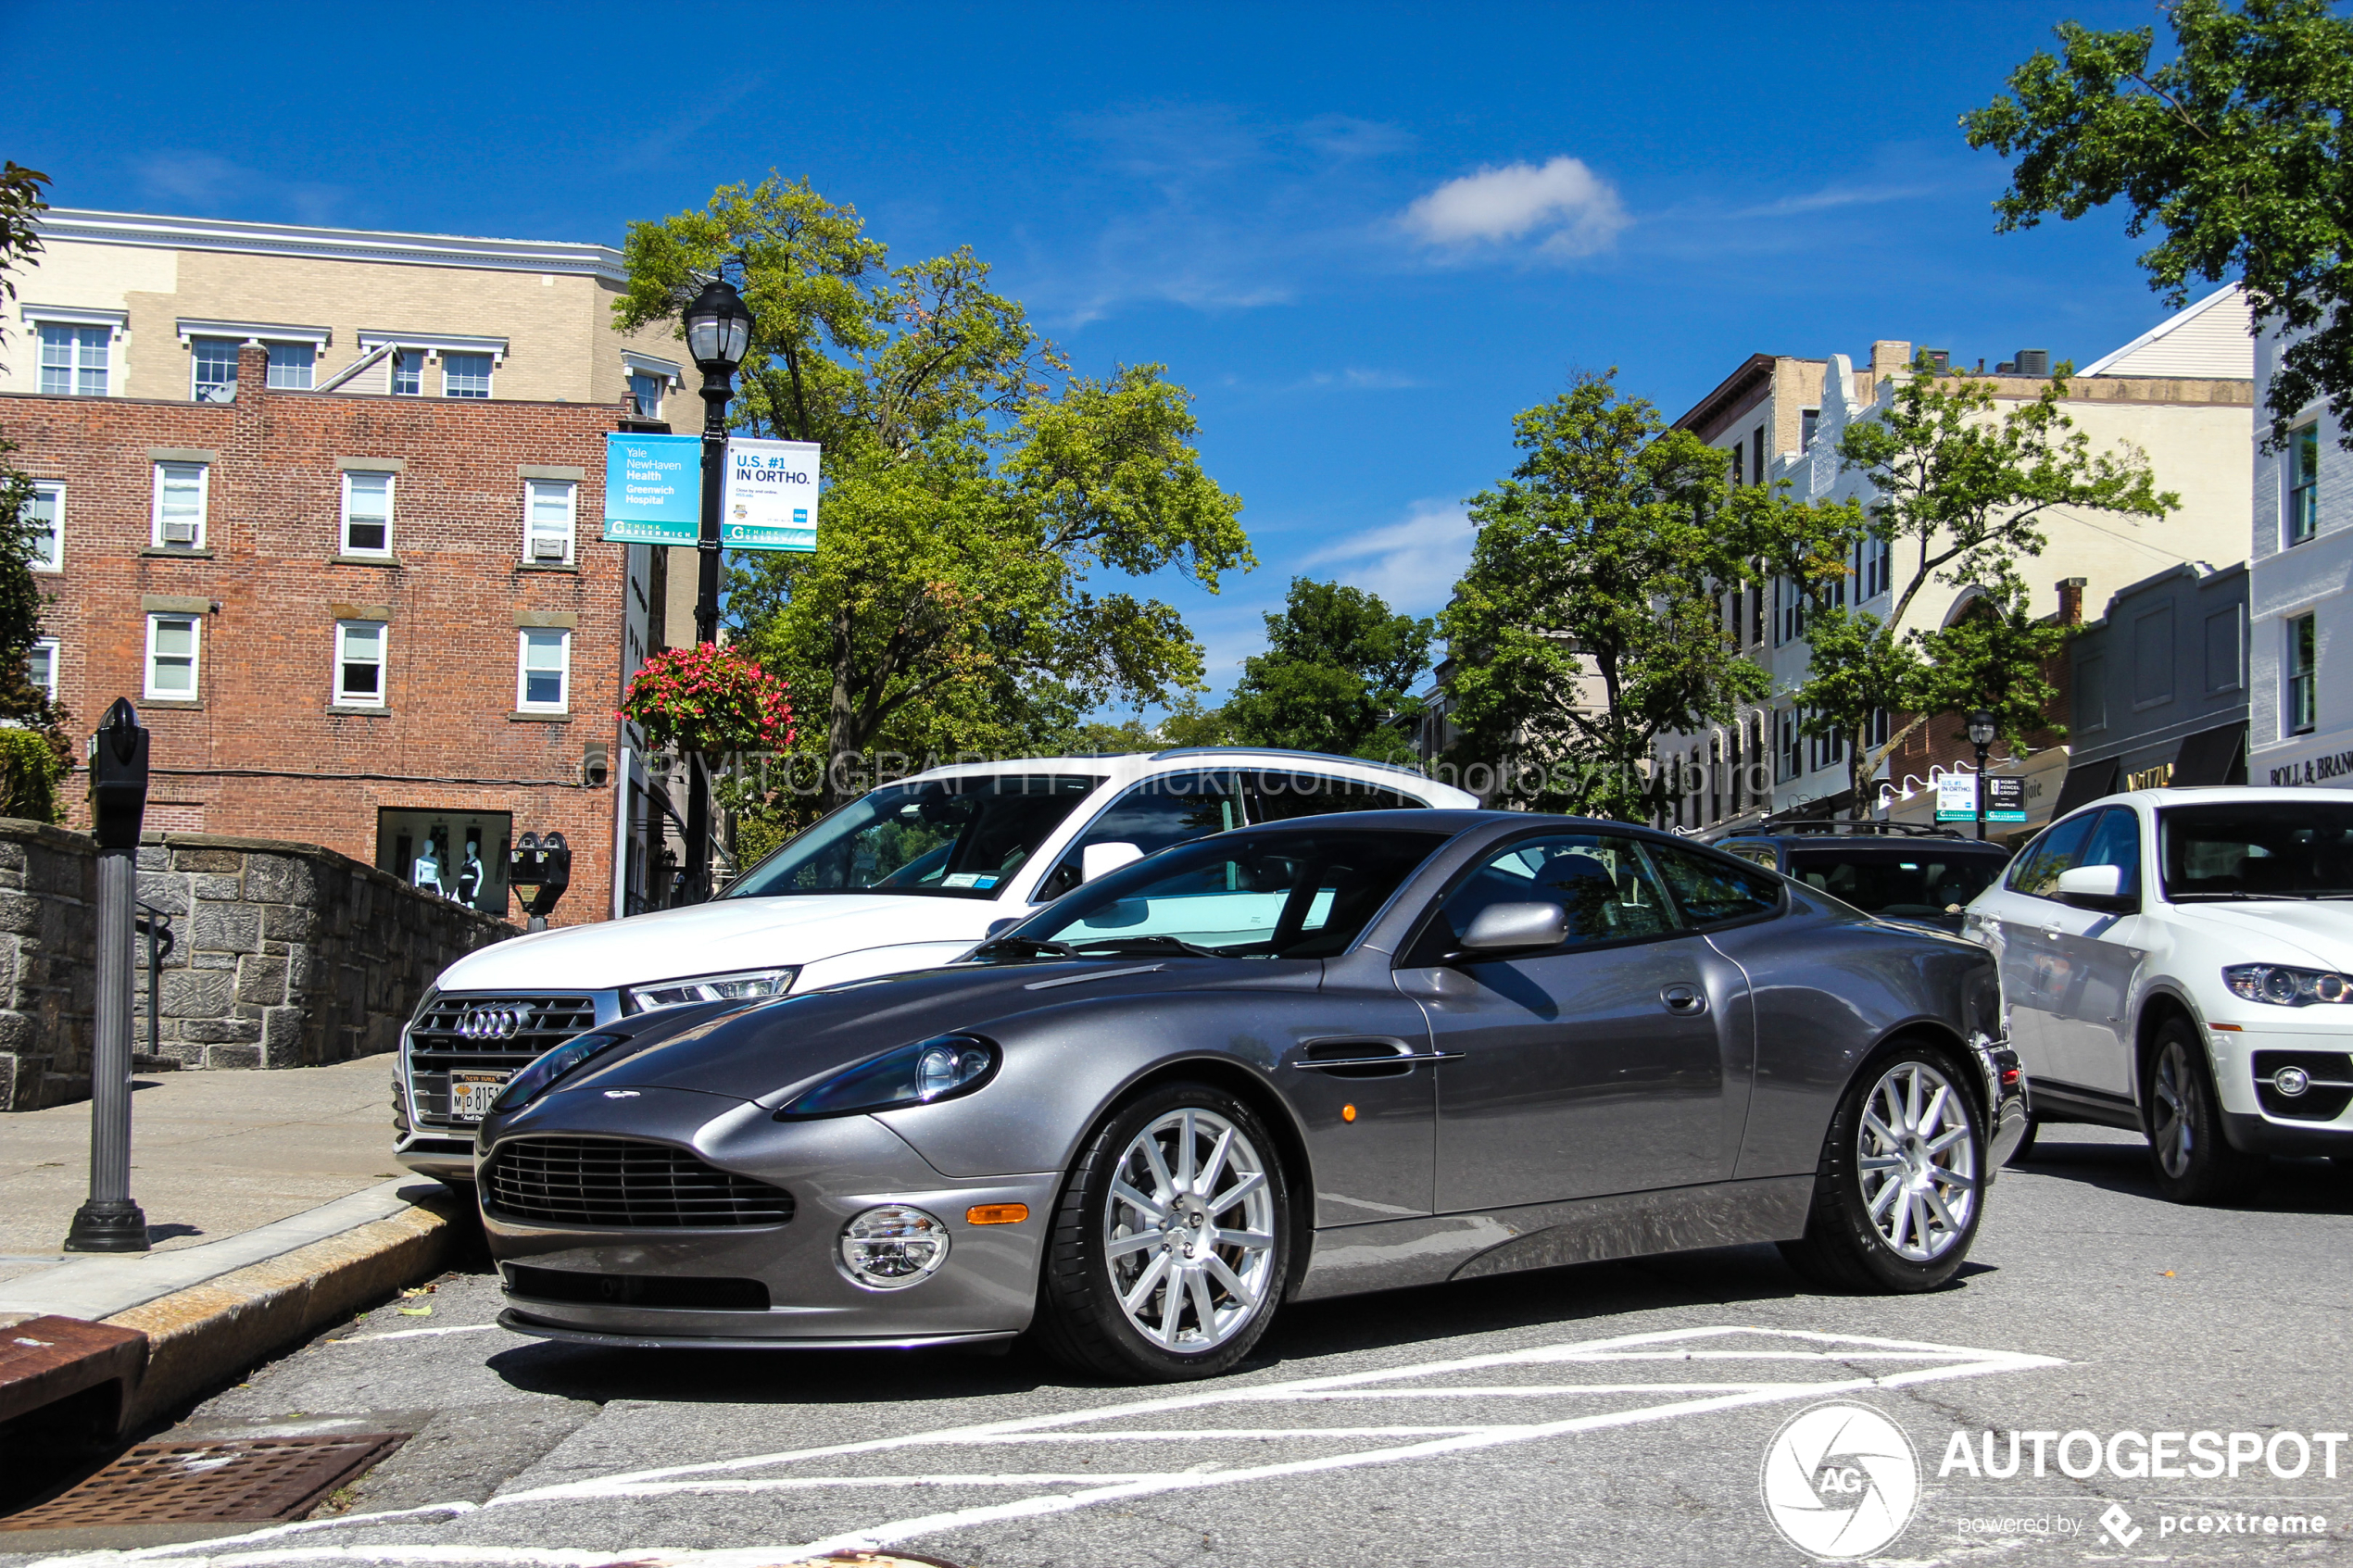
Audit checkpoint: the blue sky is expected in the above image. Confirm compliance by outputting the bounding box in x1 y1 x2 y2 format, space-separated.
12 1 2191 706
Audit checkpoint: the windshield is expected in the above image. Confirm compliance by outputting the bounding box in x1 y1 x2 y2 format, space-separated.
2159 801 2353 900
723 774 1102 899
988 827 1451 960
1786 848 2006 920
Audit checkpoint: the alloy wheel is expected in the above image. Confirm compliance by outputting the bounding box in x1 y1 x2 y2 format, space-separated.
1856 1060 1978 1262
2151 1038 2196 1179
1104 1108 1277 1352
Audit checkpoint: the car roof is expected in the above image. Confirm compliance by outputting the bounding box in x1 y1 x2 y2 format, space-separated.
1723 829 2007 850
900 749 1480 808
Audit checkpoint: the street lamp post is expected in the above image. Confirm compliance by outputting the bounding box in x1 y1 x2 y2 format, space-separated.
680 279 755 904
1966 709 1997 843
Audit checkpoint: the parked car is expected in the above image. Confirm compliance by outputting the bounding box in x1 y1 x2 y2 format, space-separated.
1715 823 2011 935
1962 786 2353 1203
475 811 2023 1382
394 749 1476 1183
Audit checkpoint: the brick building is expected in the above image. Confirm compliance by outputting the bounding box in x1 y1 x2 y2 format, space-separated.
5 341 654 925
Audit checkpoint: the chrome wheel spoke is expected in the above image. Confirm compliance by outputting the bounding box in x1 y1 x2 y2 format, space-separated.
1175 1110 1198 1190
1867 1177 1905 1221
1111 1180 1168 1226
1106 1229 1162 1260
1121 1250 1171 1315
1203 1251 1255 1308
1105 1107 1276 1355
1198 1127 1236 1198
1209 1170 1266 1214
1186 1265 1218 1339
1212 1227 1274 1251
1140 1136 1177 1204
1857 1060 1976 1262
1862 1110 1900 1148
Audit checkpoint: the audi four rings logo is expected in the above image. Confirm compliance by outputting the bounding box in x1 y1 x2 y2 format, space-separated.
457 1008 525 1040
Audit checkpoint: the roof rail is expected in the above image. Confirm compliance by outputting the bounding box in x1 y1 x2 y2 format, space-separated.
1149 746 1435 781
1753 821 1975 840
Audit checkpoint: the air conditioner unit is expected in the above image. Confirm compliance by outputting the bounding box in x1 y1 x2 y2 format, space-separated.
532 534 567 561
161 519 198 544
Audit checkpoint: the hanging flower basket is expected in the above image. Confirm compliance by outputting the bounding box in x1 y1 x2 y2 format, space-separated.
618 643 795 757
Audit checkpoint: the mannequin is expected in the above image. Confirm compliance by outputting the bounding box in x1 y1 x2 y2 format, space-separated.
455 843 484 907
411 835 444 895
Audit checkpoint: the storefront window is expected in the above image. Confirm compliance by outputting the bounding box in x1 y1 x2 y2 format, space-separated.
376 808 512 914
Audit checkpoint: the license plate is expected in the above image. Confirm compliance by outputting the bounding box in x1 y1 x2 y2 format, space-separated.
449 1071 511 1123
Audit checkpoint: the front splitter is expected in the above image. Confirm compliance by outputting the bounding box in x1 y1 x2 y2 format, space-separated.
497 1307 1020 1352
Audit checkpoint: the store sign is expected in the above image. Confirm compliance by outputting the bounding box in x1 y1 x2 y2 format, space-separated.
2266 745 2353 787
602 433 701 545
1934 773 1979 822
722 437 820 552
1985 774 2027 822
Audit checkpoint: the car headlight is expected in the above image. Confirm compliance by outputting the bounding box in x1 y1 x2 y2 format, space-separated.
2223 964 2353 1007
624 966 799 1012
493 1031 635 1112
774 1035 999 1120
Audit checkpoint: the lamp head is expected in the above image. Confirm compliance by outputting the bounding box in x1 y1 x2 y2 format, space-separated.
684 278 754 373
1966 709 1997 748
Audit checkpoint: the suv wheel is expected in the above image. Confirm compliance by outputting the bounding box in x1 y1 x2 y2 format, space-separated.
2145 1017 2266 1205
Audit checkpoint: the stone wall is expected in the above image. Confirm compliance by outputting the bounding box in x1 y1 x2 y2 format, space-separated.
0 822 514 1110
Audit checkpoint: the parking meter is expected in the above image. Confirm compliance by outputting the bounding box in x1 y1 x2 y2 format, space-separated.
87 699 150 849
509 831 573 929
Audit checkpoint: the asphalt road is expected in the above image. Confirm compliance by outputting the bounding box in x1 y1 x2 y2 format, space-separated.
8 1125 2351 1568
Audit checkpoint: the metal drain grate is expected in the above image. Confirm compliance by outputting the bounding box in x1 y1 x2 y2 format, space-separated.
0 1433 408 1528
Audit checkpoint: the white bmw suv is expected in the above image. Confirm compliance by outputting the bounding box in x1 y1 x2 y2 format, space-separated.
1963 786 2353 1203
394 747 1476 1182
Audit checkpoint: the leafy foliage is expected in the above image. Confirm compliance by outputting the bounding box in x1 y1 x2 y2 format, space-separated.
616 176 1249 807
618 644 794 756
0 725 62 822
0 162 46 371
1964 0 2353 445
1441 371 1767 819
1214 578 1432 763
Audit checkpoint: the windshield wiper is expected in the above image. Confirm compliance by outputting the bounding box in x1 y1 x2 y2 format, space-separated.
1066 935 1227 959
969 935 1081 961
2170 891 2303 902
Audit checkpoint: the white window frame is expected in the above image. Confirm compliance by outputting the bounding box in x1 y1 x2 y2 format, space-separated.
333 620 388 707
27 636 58 702
27 480 62 571
516 628 572 712
523 479 576 565
151 462 209 550
189 336 241 402
441 352 494 399
144 613 201 702
33 318 116 396
391 347 426 397
340 470 396 557
266 341 316 390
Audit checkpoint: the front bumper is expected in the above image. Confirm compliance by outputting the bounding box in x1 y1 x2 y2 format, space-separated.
481 1086 1060 1346
2208 1023 2353 1155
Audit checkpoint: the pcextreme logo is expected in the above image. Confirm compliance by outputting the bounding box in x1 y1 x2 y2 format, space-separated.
1761 1401 1922 1560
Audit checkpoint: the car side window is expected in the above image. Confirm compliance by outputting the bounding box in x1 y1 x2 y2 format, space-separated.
1413 833 1677 961
2006 811 2097 898
1722 843 1780 870
2077 807 2145 897
1035 771 1239 903
1243 770 1424 822
1645 841 1784 928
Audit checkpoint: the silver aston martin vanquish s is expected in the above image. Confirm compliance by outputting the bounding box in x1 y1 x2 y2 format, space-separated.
476 811 2025 1382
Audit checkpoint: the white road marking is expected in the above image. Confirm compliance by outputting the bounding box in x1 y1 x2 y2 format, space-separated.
24 1323 2063 1568
324 1324 499 1344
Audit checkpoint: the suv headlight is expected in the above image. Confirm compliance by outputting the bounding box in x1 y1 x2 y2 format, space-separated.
775 1035 1000 1120
2223 964 2353 1007
624 966 799 1012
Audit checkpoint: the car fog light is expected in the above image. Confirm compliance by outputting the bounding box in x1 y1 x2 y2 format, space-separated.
2273 1065 2311 1098
838 1205 950 1290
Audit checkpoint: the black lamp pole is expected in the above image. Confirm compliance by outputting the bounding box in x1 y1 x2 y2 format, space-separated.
680 280 754 903
1967 709 1997 842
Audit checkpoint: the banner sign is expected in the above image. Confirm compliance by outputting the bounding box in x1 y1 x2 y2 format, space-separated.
1934 773 1979 822
722 437 820 552
1985 774 2028 822
602 433 701 545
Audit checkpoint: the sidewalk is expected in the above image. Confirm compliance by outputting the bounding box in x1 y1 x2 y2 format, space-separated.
0 1057 409 1285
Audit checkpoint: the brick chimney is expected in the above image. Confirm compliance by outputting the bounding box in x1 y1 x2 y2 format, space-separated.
1870 341 1913 378
2057 576 2087 626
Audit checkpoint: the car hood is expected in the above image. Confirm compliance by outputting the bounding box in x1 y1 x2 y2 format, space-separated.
2165 899 2353 967
538 958 1318 1109
434 894 1000 992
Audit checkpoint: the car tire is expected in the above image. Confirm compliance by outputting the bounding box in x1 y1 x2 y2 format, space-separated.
1032 1081 1290 1383
1779 1043 1985 1294
2144 1016 2267 1205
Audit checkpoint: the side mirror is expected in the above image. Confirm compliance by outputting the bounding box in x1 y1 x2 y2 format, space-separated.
1081 842 1144 884
984 918 1017 939
1455 901 1569 957
2054 863 2135 913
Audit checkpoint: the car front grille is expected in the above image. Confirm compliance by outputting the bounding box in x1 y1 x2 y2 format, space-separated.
406 995 604 1127
481 1135 796 1228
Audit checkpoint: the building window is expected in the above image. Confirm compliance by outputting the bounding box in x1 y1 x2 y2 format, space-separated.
1727 441 1743 487
145 614 200 700
334 621 386 706
267 343 315 389
1861 533 1891 598
26 481 61 571
38 324 109 396
392 349 425 396
2287 422 2320 546
152 462 208 550
27 637 58 702
1802 408 1819 448
190 338 240 402
628 371 665 420
1748 570 1765 646
2289 613 2318 734
342 471 394 556
1775 577 1805 646
517 628 570 711
1777 709 1801 783
443 352 493 399
524 479 575 563
1752 425 1765 486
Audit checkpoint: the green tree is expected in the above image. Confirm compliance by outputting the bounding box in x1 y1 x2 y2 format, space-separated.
1218 578 1432 762
1768 362 2171 817
1441 371 1767 819
0 165 65 814
1964 0 2353 446
616 176 1252 808
0 162 48 371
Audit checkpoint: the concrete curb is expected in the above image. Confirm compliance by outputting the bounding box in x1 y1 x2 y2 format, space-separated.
101 1187 470 1428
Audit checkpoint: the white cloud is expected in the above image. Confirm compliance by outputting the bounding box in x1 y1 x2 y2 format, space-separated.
134 151 346 224
1401 157 1629 256
1299 498 1476 617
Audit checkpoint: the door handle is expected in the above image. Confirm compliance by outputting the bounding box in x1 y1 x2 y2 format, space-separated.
1293 1051 1464 1071
1660 984 1706 1016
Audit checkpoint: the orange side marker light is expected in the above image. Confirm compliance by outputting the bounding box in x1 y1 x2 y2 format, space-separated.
966 1203 1028 1225
1341 1104 1357 1123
